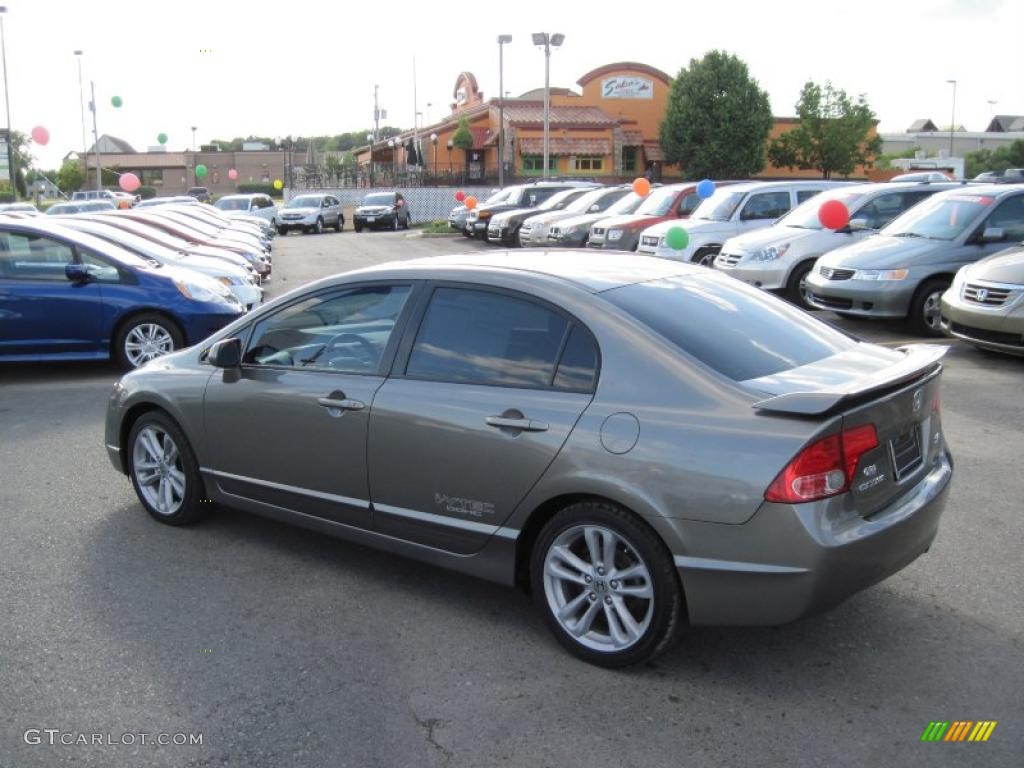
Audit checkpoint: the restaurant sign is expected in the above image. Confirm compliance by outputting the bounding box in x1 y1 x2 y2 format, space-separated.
601 76 654 100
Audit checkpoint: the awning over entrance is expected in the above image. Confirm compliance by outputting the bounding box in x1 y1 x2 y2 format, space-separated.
643 142 665 161
517 138 612 155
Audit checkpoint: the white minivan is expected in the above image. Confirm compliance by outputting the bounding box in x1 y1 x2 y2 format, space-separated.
636 180 850 265
715 182 959 308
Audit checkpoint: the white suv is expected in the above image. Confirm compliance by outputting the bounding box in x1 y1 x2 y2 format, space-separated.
636 180 850 265
714 182 958 308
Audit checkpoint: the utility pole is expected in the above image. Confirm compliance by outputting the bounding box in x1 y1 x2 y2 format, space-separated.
497 35 512 186
373 84 380 187
90 81 101 191
74 51 87 165
0 6 16 199
412 57 418 173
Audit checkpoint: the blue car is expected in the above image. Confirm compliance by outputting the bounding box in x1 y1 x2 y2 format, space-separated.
0 219 245 368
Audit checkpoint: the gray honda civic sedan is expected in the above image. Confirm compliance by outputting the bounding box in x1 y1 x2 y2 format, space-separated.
105 252 953 667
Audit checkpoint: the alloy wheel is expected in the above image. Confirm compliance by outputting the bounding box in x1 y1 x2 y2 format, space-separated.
543 524 655 652
132 426 186 517
922 289 943 332
124 323 175 367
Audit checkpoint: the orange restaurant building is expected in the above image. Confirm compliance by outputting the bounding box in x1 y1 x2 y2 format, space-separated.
355 62 878 184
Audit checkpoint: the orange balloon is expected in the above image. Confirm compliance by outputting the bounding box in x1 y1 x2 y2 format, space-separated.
632 177 651 197
465 195 478 210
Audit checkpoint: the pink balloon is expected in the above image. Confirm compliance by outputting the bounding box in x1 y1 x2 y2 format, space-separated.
31 126 50 145
119 173 141 193
228 168 238 181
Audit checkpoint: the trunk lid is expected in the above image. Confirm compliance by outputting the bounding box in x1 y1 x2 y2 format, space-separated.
746 344 947 515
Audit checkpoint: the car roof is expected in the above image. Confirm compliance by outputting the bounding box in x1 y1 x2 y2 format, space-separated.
713 180 850 194
350 249 703 293
931 183 1024 198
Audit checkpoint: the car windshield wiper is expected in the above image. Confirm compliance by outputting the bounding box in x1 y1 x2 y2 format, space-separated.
891 231 924 238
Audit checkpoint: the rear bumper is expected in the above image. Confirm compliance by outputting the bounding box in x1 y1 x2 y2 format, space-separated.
668 451 953 626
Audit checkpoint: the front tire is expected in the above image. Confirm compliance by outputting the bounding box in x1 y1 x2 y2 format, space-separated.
530 501 682 668
128 411 207 526
114 313 183 370
692 247 719 267
313 217 324 235
786 260 816 310
909 278 949 336
277 226 288 236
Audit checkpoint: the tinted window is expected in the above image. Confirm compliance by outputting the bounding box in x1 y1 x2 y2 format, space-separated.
554 325 599 391
796 189 821 203
0 232 75 280
406 288 569 387
985 195 1024 241
244 285 410 372
856 192 927 229
740 191 792 221
604 275 856 381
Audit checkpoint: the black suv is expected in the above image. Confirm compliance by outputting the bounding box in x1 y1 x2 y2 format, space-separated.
186 186 213 204
353 192 412 232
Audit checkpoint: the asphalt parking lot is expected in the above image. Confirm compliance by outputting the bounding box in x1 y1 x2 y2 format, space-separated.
1 229 1022 768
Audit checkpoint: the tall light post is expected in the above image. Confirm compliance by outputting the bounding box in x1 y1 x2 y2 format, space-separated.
497 34 512 186
74 50 87 163
190 126 198 185
430 132 438 175
0 6 16 199
532 32 564 179
945 79 957 159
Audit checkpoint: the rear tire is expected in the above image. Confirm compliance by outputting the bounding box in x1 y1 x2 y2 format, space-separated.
786 260 816 310
392 217 399 231
277 226 288 236
334 215 344 232
354 224 363 233
909 278 950 337
530 500 683 668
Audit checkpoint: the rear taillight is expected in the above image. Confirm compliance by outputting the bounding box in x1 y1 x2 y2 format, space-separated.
765 424 879 503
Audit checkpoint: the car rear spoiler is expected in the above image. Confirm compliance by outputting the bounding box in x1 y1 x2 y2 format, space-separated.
752 344 949 416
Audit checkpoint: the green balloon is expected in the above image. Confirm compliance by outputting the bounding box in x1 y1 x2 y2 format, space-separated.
157 132 168 145
195 164 208 178
665 226 689 250
111 95 123 108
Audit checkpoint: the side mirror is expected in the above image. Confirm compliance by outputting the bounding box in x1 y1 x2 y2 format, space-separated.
208 337 242 368
65 263 93 283
588 204 600 212
848 218 870 232
979 226 1004 243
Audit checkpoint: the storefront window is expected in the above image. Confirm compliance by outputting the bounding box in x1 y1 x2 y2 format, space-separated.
521 155 558 175
573 156 604 172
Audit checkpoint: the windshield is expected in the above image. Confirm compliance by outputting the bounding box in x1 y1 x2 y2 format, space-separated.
566 187 618 214
778 190 867 230
693 190 746 221
537 188 582 211
605 192 644 216
484 188 512 205
288 196 323 208
637 187 684 216
361 194 394 206
882 193 994 241
215 198 251 211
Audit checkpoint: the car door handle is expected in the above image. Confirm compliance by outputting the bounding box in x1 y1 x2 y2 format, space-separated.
485 416 549 432
317 397 365 411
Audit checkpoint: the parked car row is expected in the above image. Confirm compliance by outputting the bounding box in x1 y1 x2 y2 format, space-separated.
0 201 277 369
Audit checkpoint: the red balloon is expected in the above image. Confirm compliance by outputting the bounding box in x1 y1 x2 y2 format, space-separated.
119 172 141 193
818 199 850 230
227 168 238 181
31 126 50 145
455 190 466 202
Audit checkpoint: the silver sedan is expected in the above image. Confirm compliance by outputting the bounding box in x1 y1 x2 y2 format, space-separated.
105 252 953 667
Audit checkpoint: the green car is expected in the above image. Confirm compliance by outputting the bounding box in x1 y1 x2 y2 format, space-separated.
941 242 1024 356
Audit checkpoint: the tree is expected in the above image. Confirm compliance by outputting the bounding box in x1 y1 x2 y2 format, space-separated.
56 159 85 193
4 129 32 196
451 117 474 152
659 51 773 178
768 81 882 179
965 139 1024 178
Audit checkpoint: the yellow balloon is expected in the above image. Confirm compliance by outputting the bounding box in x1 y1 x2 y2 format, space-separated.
273 179 283 190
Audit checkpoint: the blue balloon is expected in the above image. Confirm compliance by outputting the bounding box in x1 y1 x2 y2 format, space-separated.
696 179 716 199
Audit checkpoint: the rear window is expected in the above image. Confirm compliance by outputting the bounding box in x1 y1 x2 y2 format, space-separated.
603 275 856 381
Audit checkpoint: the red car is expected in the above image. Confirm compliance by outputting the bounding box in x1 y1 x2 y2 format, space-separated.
588 182 707 251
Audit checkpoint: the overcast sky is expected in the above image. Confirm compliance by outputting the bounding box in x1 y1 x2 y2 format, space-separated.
5 0 1021 170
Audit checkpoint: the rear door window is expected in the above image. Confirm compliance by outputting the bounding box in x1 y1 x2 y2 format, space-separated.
604 274 857 381
405 287 584 389
740 191 792 221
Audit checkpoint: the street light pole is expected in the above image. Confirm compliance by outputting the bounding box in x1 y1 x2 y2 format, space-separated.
497 34 511 187
74 51 87 161
532 32 564 179
946 79 957 159
90 81 101 191
0 6 16 200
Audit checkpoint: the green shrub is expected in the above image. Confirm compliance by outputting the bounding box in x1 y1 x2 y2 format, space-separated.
237 182 283 198
137 186 157 200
